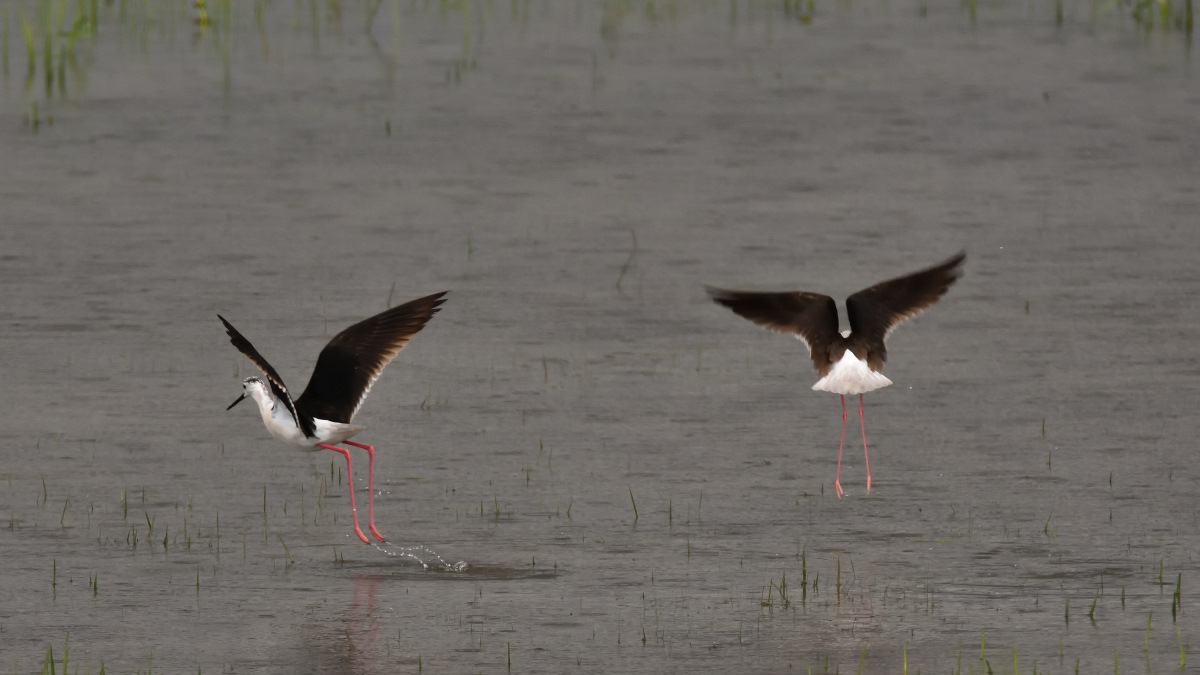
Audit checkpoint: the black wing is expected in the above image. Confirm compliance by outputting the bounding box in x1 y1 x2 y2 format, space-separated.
844 251 965 370
706 287 842 376
218 314 314 437
295 291 448 424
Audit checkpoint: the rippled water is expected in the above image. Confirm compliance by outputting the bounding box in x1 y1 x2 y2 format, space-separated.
1 1 1198 672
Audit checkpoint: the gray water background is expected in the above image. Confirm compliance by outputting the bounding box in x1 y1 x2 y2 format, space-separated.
1 1 1199 672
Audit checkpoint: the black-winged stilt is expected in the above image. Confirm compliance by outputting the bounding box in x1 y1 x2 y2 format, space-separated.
707 252 964 499
219 291 447 543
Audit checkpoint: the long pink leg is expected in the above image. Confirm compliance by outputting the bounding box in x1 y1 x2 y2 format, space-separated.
344 440 385 542
834 395 847 500
317 443 369 544
859 394 871 493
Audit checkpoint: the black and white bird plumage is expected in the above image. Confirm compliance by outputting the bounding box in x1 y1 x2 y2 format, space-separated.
220 291 447 445
707 252 965 500
219 291 447 543
707 252 965 394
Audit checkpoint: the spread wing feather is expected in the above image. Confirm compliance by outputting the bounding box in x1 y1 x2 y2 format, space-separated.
706 287 841 376
295 291 448 424
845 251 965 370
218 315 315 437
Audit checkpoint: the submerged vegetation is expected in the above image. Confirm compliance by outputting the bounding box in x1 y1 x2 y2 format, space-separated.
2 0 1194 130
17 435 1193 672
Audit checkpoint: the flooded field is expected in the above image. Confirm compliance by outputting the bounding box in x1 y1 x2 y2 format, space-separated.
1 0 1198 672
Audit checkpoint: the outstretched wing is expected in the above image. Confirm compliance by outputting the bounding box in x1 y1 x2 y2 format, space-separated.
844 251 966 370
218 314 314 437
295 291 448 424
706 287 842 376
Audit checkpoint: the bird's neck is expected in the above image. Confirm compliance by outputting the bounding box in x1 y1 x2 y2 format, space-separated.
250 389 298 432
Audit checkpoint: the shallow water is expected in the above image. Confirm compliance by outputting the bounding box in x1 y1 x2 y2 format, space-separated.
2 1 1199 672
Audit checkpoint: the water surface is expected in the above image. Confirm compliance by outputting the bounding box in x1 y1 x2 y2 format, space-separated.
1 1 1198 672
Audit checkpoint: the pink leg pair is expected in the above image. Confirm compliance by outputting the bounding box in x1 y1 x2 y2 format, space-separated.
317 441 386 544
832 394 871 500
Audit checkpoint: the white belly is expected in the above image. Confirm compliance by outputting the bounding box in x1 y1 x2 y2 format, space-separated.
812 350 892 395
312 418 366 445
258 404 364 448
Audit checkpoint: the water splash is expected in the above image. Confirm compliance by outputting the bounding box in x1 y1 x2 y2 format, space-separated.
370 540 467 572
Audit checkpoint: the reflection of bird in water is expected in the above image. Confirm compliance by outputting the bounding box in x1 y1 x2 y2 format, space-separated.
220 291 447 542
708 252 965 499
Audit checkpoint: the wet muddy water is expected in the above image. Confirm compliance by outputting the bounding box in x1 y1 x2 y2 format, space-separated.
2 1 1199 672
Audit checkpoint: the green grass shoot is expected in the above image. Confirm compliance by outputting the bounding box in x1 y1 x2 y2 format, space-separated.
19 13 33 71
277 534 294 565
836 555 842 603
1177 625 1186 669
1172 573 1181 621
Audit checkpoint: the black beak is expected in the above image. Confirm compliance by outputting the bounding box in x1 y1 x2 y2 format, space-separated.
226 394 247 411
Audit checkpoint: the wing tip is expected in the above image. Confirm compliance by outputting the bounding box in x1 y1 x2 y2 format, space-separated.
414 290 449 323
943 250 968 279
700 283 729 302
894 250 968 291
704 285 746 307
408 290 450 317
218 314 245 342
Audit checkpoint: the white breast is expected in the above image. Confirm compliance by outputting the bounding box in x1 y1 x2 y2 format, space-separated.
253 396 364 448
257 402 311 446
812 350 893 395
